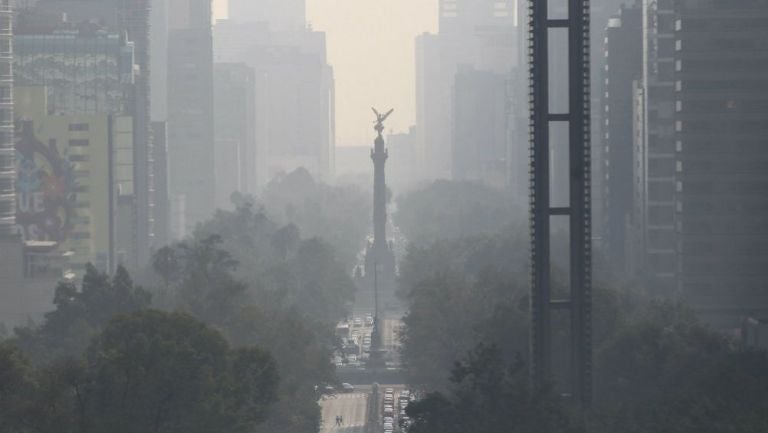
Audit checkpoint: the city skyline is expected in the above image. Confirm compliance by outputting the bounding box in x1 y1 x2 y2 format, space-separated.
214 0 438 147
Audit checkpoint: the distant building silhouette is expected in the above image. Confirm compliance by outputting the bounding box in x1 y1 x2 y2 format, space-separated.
167 0 215 239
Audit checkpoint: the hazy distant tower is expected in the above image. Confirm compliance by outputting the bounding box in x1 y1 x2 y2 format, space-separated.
228 0 305 31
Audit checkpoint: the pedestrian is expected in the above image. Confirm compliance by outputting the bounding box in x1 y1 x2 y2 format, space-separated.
335 415 340 426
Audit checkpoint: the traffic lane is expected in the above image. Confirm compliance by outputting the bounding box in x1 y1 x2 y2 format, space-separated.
320 392 368 433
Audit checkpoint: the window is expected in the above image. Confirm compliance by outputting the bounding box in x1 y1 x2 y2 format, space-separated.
68 123 89 132
69 154 89 162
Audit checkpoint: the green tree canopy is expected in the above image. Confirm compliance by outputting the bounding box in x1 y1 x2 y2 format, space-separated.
14 264 151 365
86 310 278 433
407 344 579 433
258 168 371 269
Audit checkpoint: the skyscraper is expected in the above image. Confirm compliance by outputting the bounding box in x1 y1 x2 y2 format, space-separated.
415 0 519 183
0 0 14 238
228 0 305 32
632 0 679 293
672 0 768 325
451 66 508 187
28 0 156 266
601 4 642 277
167 0 214 238
214 18 335 185
214 62 256 208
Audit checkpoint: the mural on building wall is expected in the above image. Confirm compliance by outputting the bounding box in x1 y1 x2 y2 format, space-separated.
15 121 77 243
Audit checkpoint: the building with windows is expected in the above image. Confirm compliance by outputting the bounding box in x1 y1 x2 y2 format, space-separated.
24 0 156 266
15 85 134 273
415 0 519 183
214 63 256 209
671 0 768 325
0 0 13 238
631 0 679 294
214 18 335 185
167 0 214 239
601 4 642 277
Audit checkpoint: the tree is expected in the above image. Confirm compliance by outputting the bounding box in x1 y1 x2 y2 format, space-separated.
407 344 579 433
226 306 334 433
260 168 371 269
14 264 152 365
187 204 356 326
86 311 278 433
592 301 768 433
398 235 529 390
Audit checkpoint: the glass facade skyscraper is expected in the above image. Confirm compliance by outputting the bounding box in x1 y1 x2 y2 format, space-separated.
0 0 14 237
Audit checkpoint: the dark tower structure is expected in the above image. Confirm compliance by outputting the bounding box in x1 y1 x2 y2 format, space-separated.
528 0 593 410
364 108 397 291
364 108 396 369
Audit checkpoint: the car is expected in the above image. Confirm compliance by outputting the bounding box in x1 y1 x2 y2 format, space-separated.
341 383 355 392
385 387 395 393
353 318 363 327
383 416 394 424
384 430 393 433
383 422 394 430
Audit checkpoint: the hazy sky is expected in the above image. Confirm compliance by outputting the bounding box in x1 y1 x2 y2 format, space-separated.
213 0 438 146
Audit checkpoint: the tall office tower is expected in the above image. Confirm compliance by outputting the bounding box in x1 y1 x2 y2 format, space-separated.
13 24 138 271
151 121 169 246
214 63 256 209
214 20 335 185
0 0 14 238
228 0 305 32
415 0 518 182
631 0 678 293
14 29 136 115
451 66 508 188
29 0 155 266
167 0 214 238
601 4 642 278
150 0 168 122
672 0 768 326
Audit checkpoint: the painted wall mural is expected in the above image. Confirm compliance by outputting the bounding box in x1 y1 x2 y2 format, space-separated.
15 121 77 243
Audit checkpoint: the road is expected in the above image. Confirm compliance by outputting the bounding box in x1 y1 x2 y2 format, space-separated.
320 392 368 433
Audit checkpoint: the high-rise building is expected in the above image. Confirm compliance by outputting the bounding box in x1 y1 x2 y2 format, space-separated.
601 4 642 277
23 0 157 266
631 0 679 293
15 85 134 273
150 121 169 246
451 66 508 188
167 0 214 237
0 0 14 238
214 62 256 209
672 0 768 325
228 0 305 32
415 0 519 183
214 19 335 185
14 31 136 115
